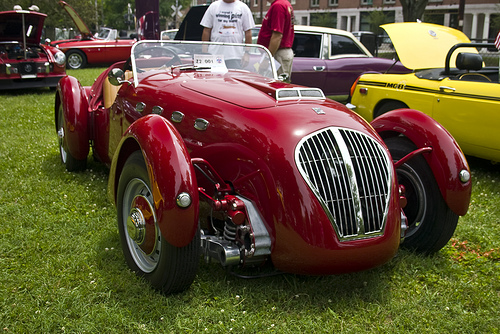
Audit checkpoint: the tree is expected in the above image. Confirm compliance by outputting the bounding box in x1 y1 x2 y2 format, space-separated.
368 10 388 35
159 0 194 29
103 0 134 30
399 0 429 22
0 0 100 33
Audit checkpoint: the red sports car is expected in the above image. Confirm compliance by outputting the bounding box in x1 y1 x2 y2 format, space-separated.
50 1 135 69
0 7 66 90
56 40 471 294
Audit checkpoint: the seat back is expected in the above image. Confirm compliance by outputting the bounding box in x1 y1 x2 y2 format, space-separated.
103 71 133 109
455 52 483 71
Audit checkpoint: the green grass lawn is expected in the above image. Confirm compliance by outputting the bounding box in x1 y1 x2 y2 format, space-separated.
0 68 499 333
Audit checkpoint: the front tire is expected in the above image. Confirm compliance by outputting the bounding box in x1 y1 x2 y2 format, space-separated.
117 151 200 294
57 100 87 171
386 136 458 253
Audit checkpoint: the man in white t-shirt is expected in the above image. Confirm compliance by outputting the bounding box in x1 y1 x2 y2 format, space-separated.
200 0 255 68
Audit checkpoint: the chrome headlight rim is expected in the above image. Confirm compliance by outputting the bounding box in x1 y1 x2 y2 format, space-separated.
54 51 66 66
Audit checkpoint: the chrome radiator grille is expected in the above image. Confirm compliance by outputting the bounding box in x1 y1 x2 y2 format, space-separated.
295 127 392 241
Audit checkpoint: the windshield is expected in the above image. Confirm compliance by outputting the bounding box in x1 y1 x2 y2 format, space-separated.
131 40 277 86
95 27 117 40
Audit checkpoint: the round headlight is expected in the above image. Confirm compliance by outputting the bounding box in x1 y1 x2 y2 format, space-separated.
54 51 66 66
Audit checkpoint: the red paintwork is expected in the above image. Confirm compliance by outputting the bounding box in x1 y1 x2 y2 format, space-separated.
55 45 470 275
0 10 66 90
52 38 134 66
57 76 89 160
371 109 472 216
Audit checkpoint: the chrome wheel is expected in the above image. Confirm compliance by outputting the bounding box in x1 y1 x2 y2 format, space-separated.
57 104 68 164
122 178 161 273
116 151 200 294
66 50 86 69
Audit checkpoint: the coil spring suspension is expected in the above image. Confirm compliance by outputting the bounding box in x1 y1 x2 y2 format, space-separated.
223 219 237 241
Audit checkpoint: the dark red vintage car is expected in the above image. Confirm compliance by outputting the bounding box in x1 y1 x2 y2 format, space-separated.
50 1 135 69
0 7 66 90
56 40 471 294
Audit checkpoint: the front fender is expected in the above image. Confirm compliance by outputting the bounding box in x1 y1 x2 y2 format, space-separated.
109 114 199 248
372 109 471 216
55 75 89 160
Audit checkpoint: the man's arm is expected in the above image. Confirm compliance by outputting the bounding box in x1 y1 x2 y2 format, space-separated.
202 27 212 42
268 31 283 56
244 29 253 44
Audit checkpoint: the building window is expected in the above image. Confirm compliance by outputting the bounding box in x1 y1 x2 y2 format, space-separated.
360 0 373 5
383 0 395 4
311 0 319 7
329 0 338 6
253 0 258 7
290 0 296 5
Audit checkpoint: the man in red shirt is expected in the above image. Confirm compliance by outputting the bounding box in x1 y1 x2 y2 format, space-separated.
257 0 294 80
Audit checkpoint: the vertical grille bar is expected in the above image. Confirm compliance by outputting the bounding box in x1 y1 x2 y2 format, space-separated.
295 127 392 241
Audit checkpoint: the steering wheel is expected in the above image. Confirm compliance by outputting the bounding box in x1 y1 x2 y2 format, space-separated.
134 45 183 68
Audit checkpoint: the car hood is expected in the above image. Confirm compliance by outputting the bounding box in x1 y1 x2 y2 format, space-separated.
59 1 92 39
179 74 288 109
382 22 477 70
0 10 46 44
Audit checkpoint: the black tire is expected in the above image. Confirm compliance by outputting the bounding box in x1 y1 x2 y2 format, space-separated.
374 101 407 118
56 100 87 171
117 151 200 294
385 136 458 253
66 50 87 69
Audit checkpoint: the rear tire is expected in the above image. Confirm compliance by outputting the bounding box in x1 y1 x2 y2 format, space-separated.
117 151 200 294
385 136 458 253
57 100 87 171
375 101 407 118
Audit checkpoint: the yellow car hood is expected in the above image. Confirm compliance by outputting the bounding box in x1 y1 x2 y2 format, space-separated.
382 22 476 70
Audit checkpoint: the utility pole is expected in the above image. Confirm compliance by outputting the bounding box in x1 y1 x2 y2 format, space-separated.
95 0 98 31
458 0 465 31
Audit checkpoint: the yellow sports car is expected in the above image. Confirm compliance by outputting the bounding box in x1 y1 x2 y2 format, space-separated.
349 22 499 162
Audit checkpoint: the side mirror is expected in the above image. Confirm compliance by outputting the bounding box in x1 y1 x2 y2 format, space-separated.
108 68 126 86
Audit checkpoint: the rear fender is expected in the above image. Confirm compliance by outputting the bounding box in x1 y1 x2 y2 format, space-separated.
55 75 89 160
371 109 471 216
108 114 199 248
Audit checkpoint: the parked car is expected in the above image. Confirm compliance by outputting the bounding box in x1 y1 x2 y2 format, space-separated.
289 25 411 100
0 6 66 90
50 1 135 69
55 39 471 294
349 22 500 162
